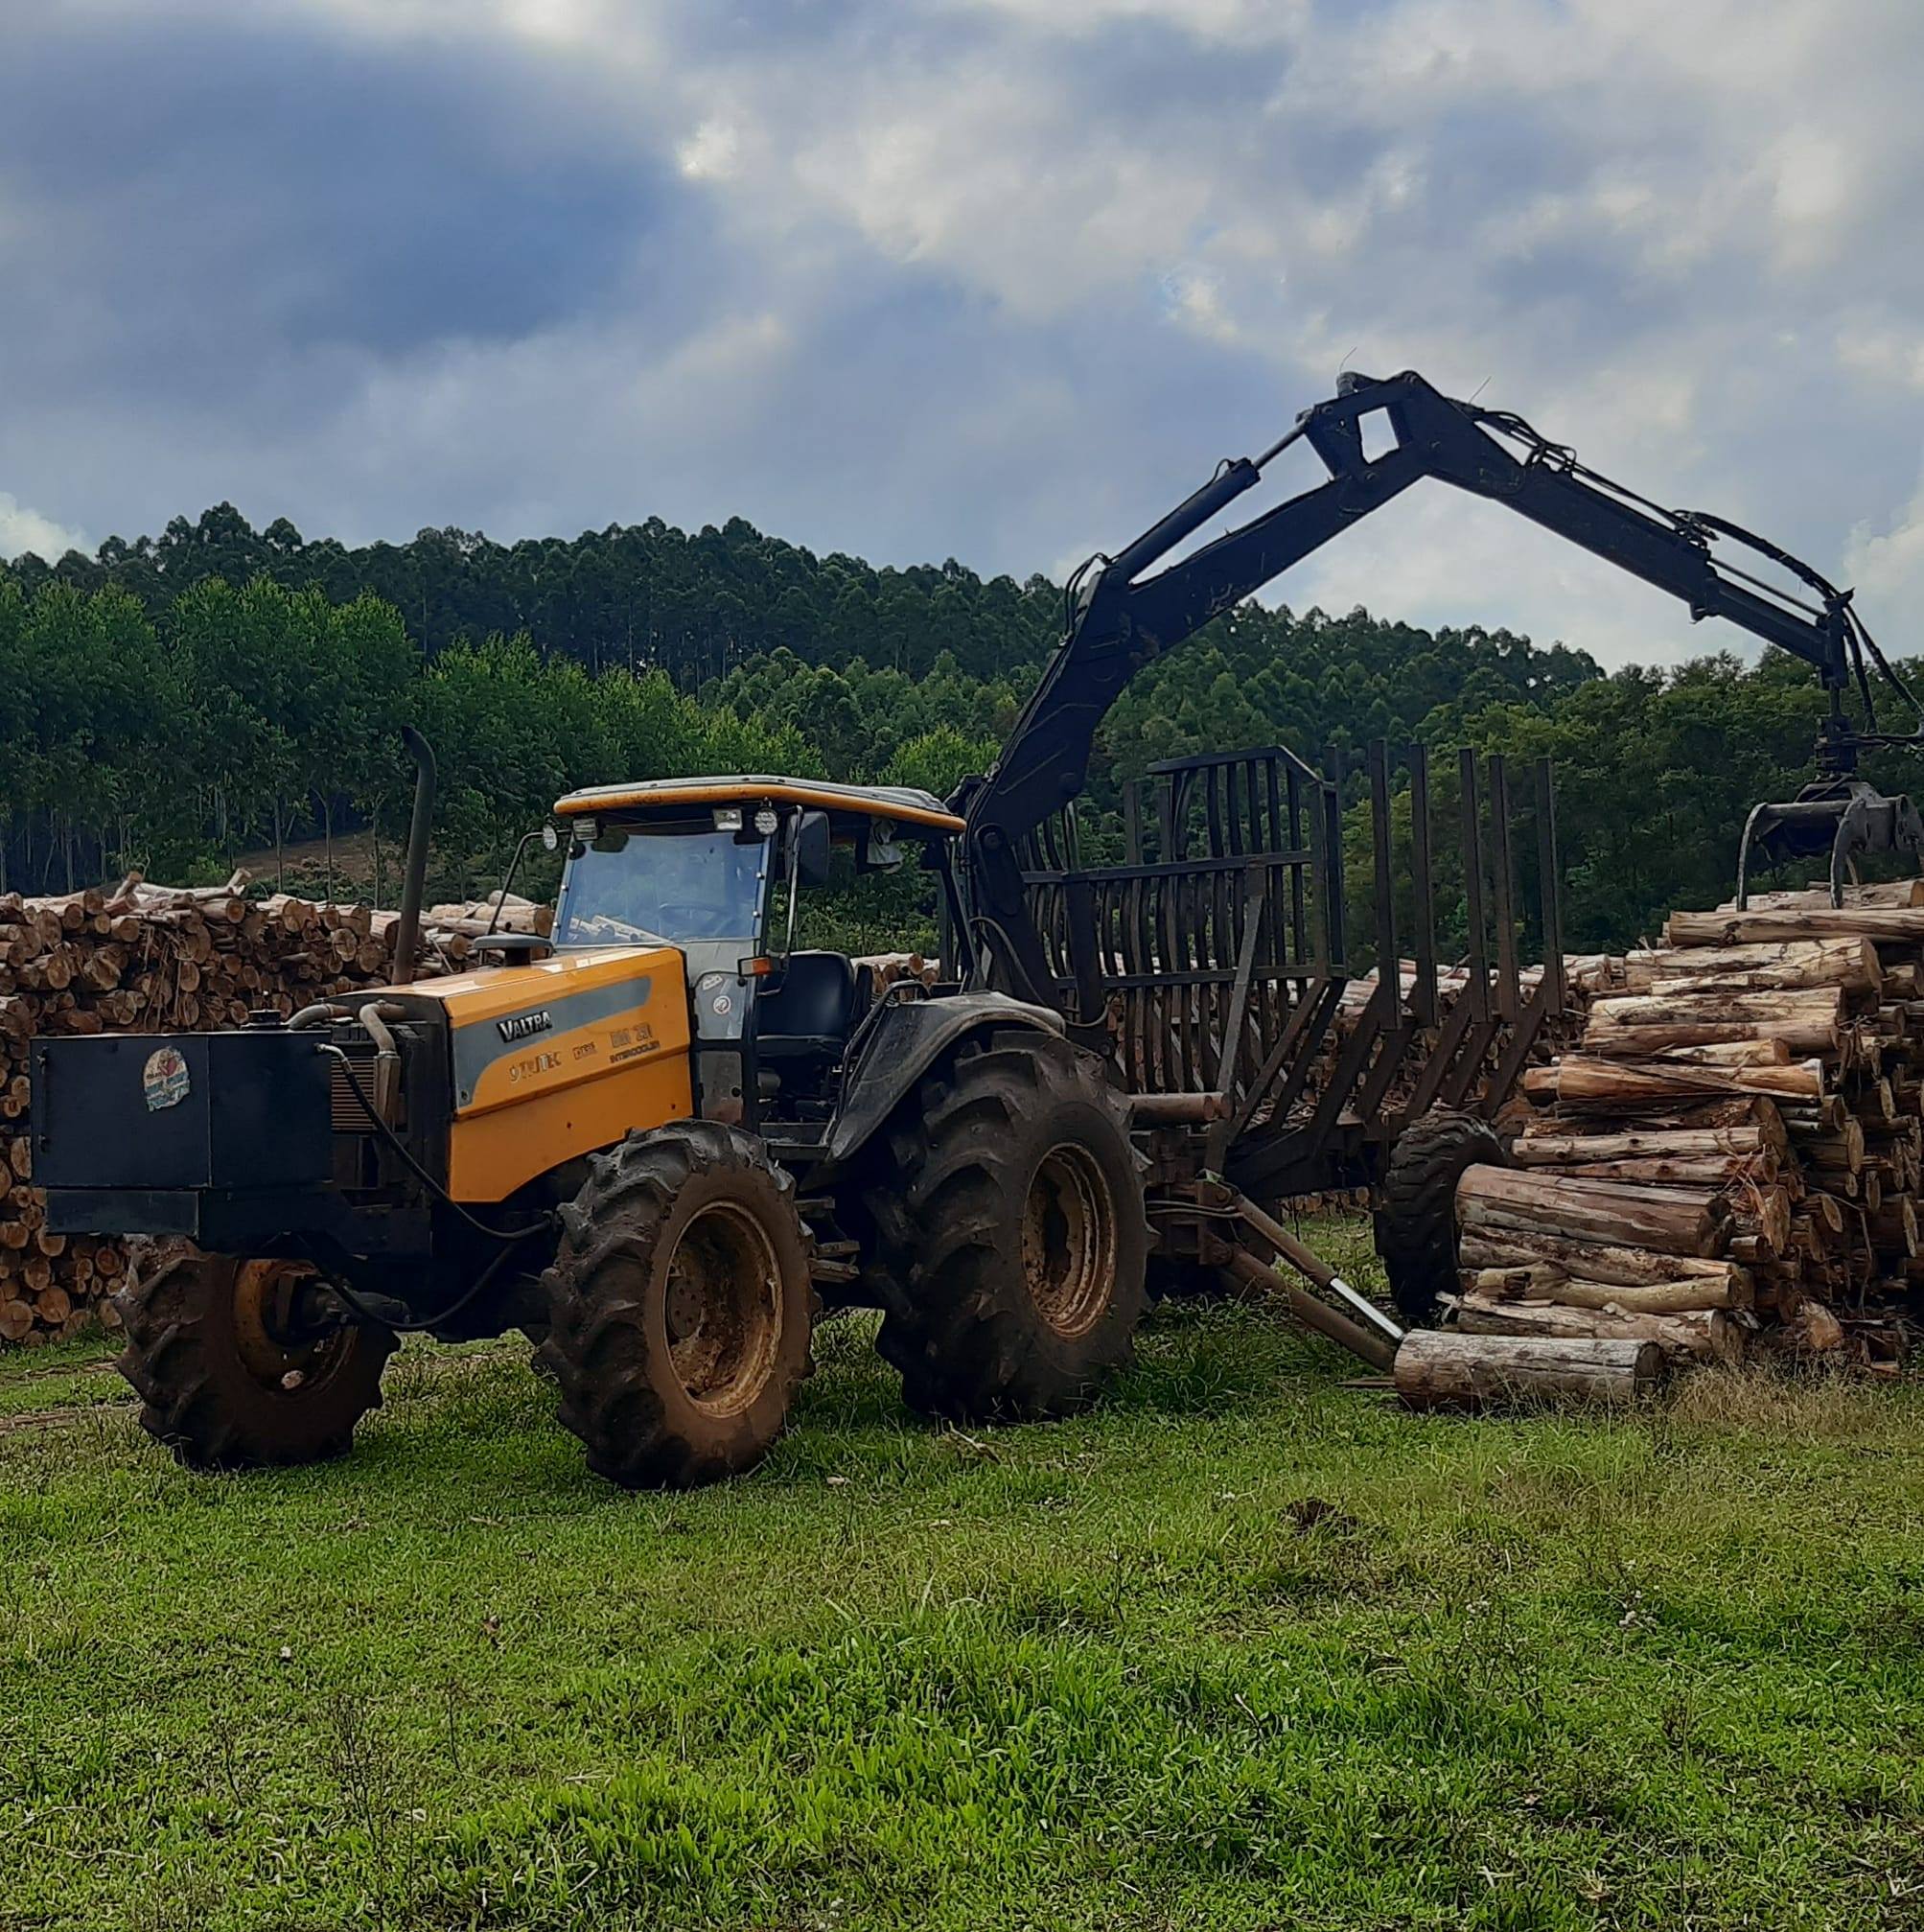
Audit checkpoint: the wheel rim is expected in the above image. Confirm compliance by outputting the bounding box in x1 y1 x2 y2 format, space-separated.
1023 1141 1117 1339
230 1259 354 1395
661 1201 784 1416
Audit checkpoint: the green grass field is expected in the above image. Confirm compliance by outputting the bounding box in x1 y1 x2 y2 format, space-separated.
2 1222 1921 1931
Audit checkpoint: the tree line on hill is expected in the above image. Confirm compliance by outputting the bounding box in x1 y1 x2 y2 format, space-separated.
5 504 1920 953
3 503 1055 687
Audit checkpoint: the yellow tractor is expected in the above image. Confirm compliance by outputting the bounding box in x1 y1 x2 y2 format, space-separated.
33 744 1147 1485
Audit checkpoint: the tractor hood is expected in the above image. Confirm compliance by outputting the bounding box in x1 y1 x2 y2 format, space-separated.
370 945 688 1116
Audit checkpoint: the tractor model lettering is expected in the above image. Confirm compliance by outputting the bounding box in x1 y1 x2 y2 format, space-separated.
609 1025 659 1065
508 1050 563 1082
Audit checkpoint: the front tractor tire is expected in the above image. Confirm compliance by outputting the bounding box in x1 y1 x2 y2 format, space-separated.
537 1122 815 1489
869 1031 1148 1423
117 1249 396 1470
1374 1109 1506 1328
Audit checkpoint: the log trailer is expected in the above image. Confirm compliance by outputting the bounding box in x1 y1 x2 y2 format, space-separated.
29 369 1924 1482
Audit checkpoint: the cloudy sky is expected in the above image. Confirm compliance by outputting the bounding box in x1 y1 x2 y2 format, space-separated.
3 0 1922 667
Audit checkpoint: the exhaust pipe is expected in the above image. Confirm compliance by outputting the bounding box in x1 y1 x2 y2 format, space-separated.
391 728 436 987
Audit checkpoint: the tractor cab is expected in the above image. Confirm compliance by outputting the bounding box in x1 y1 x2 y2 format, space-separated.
548 776 964 1133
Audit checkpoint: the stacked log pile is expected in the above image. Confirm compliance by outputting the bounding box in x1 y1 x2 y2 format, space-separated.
1451 881 1924 1372
0 872 518 1348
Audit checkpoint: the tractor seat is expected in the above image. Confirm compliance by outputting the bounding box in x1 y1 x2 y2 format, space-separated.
755 951 858 1059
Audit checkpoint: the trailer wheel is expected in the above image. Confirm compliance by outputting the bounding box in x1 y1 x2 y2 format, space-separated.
1375 1110 1506 1327
868 1031 1148 1422
537 1122 814 1489
116 1249 396 1469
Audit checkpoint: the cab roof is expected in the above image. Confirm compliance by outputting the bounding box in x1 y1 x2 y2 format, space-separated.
552 775 965 836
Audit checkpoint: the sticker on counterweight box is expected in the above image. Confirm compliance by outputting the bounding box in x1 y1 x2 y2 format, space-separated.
142 1046 191 1111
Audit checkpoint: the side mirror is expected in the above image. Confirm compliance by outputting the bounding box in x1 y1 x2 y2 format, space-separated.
794 810 832 889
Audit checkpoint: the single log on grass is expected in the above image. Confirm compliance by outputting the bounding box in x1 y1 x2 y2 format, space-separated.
1455 1164 1725 1256
1395 1331 1664 1412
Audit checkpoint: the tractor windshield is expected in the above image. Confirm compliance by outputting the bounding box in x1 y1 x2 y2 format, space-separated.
552 822 770 948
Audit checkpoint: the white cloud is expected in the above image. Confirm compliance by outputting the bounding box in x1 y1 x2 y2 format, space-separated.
677 116 740 182
770 61 1220 322
1287 485 1716 672
953 0 1309 40
1837 319 1924 393
222 0 642 53
1846 482 1924 612
0 494 85 562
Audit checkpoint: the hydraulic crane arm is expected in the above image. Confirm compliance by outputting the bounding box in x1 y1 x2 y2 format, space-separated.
958 368 1920 1000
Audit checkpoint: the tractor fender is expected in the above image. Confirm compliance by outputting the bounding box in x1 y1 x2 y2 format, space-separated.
824 992 1064 1167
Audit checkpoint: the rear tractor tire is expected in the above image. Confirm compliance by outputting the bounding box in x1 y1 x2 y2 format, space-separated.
868 1031 1148 1423
1374 1109 1506 1328
537 1122 815 1489
116 1248 396 1470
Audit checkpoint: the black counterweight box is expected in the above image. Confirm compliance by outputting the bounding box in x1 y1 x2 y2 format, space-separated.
31 1031 333 1194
